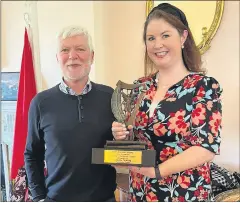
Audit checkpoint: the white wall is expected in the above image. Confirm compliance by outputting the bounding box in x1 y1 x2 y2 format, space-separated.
93 1 146 87
37 1 95 89
1 1 95 90
1 2 25 72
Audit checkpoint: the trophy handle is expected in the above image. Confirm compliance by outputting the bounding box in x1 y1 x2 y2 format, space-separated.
111 84 126 123
111 80 146 141
116 80 143 90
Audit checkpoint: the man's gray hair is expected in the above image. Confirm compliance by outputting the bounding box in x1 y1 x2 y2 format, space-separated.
56 25 94 51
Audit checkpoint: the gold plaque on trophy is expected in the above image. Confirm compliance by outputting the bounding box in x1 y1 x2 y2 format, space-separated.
104 150 142 165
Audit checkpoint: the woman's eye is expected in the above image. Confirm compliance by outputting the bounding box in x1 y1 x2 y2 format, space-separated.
163 34 170 39
148 36 155 41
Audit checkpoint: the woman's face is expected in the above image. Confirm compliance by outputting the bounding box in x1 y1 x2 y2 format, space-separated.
145 18 187 70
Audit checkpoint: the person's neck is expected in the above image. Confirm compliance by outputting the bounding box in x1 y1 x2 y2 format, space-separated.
64 77 89 95
156 62 190 87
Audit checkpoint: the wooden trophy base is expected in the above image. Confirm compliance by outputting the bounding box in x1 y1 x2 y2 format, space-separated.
92 140 156 166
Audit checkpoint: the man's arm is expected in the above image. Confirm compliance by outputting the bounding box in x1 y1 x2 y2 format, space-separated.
24 97 46 201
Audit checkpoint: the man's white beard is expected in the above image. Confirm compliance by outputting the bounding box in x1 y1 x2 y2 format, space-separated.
62 60 92 82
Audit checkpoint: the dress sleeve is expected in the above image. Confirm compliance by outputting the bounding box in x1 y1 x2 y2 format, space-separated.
189 76 223 154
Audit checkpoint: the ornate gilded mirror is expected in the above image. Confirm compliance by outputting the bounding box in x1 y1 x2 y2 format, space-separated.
146 1 224 54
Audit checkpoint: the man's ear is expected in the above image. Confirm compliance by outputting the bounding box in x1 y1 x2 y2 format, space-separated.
91 51 94 64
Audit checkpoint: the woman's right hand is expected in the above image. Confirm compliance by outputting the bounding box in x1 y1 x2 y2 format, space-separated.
111 121 133 140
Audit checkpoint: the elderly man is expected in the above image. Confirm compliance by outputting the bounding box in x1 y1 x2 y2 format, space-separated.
24 26 116 202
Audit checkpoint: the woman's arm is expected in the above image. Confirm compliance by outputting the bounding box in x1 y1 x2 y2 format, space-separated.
129 146 214 178
158 146 214 177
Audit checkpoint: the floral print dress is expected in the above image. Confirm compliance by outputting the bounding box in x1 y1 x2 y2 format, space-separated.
129 73 222 202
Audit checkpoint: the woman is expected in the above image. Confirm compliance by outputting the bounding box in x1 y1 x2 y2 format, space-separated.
112 3 222 202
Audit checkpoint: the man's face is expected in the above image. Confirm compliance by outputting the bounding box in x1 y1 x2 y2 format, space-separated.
56 35 94 82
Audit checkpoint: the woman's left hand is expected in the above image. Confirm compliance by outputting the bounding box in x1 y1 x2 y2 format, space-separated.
128 166 156 178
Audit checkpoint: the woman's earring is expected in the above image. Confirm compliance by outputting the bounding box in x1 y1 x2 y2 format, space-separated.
182 45 184 49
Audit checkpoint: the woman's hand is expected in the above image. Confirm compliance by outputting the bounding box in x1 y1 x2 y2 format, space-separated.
112 121 133 140
128 166 156 178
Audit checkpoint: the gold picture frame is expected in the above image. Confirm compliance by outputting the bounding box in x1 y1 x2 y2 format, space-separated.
146 1 224 55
